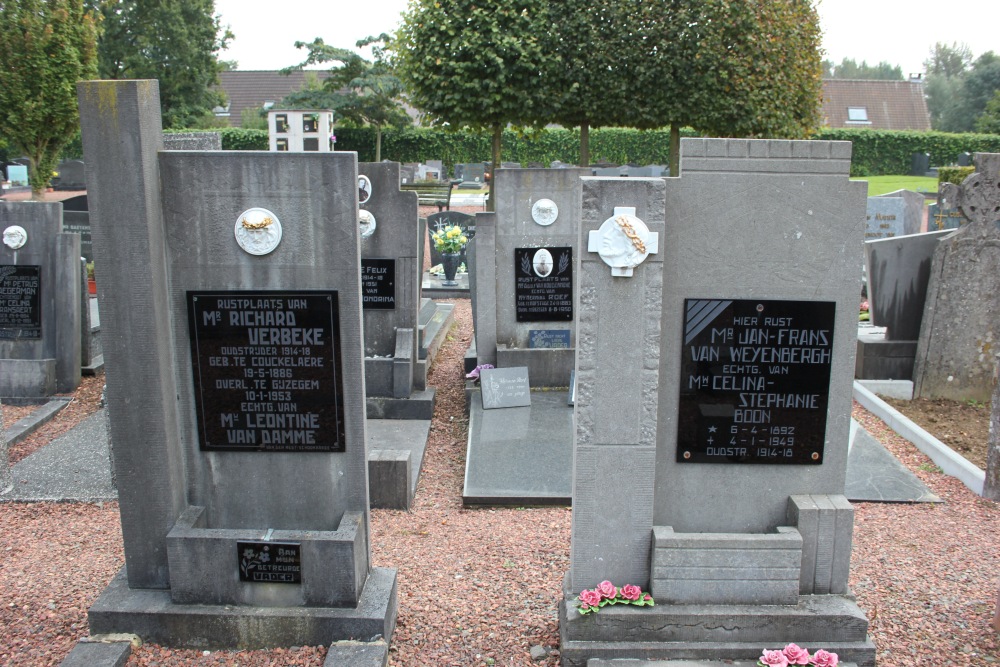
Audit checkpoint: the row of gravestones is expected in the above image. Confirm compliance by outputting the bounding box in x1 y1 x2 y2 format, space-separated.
43 79 991 665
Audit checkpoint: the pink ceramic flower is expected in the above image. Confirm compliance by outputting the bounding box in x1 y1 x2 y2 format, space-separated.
810 650 838 667
759 649 789 667
596 580 617 599
579 589 601 607
620 584 641 601
782 643 811 665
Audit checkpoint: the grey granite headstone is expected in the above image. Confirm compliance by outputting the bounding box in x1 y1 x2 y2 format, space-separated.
480 366 531 409
914 153 1000 401
482 168 588 387
359 162 421 400
562 139 873 666
0 201 82 398
77 79 395 648
877 188 924 236
864 196 906 240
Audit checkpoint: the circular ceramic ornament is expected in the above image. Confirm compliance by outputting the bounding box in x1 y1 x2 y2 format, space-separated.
234 208 282 256
2 225 27 250
531 198 558 226
359 210 377 238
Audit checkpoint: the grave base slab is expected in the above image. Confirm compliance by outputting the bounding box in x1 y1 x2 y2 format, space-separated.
559 575 874 667
855 335 916 380
87 566 397 650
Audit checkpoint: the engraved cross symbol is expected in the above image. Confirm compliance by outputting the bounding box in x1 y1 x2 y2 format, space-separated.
940 153 1000 229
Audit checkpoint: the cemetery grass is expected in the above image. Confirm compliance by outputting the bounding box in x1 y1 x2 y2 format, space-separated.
1 302 997 665
851 175 938 196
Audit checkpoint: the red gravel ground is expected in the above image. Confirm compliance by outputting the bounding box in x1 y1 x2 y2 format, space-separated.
1 299 998 666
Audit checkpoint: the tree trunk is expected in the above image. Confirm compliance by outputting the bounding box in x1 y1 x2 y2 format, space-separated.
375 125 383 163
669 122 680 177
580 122 590 167
488 123 502 212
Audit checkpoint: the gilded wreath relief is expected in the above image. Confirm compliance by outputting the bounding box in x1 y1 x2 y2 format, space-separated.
234 208 282 256
587 206 658 277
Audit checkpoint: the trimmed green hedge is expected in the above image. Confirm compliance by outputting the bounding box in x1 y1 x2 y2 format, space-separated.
937 166 975 186
814 129 1000 176
58 125 1000 180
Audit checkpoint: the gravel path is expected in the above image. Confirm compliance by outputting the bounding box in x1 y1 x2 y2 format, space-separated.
1 300 997 666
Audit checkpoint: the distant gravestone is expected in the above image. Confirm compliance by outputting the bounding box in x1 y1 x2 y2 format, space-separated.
865 197 906 240
914 153 1000 402
61 195 92 263
54 160 86 190
480 366 530 409
928 201 966 230
6 165 28 187
472 167 588 387
911 152 930 176
358 161 427 407
1 202 82 399
426 210 475 269
957 152 972 167
399 163 417 184
877 189 924 235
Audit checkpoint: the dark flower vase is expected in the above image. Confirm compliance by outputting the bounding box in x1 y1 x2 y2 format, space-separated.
441 252 461 286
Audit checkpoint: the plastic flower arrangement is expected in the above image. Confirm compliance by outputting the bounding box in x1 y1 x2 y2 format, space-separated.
432 225 468 254
576 581 654 615
465 364 494 380
758 643 838 667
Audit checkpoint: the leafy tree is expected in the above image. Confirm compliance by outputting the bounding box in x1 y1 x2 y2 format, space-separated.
97 0 232 129
544 0 634 166
924 42 973 131
282 35 411 162
974 90 1000 135
0 0 99 197
823 58 903 80
634 0 823 174
393 0 554 208
961 52 1000 131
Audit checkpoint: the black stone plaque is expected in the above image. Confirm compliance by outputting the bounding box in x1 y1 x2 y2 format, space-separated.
515 247 572 322
237 541 302 584
0 265 41 339
677 299 836 465
361 258 395 310
188 291 346 452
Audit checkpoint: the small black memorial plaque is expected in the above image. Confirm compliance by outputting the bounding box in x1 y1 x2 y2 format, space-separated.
237 541 302 584
188 291 346 452
677 298 836 465
0 265 41 339
361 258 395 310
514 247 572 322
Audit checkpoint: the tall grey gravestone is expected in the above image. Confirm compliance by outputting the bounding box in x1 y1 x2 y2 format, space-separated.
914 153 1000 402
77 80 396 650
561 139 875 666
0 202 81 400
474 167 589 387
359 161 434 417
864 196 906 240
877 188 925 236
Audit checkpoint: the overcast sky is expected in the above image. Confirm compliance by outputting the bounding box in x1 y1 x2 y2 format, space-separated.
214 0 996 77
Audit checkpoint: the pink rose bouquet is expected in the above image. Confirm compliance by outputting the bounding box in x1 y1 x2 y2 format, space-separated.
575 581 655 615
756 645 838 667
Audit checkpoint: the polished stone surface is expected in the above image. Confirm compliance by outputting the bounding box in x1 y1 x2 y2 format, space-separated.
463 390 573 505
846 419 941 503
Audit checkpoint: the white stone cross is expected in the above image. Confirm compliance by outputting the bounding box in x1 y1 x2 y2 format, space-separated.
587 206 659 277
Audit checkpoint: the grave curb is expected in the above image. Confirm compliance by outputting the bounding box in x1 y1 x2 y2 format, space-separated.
852 380 985 495
2 397 71 445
